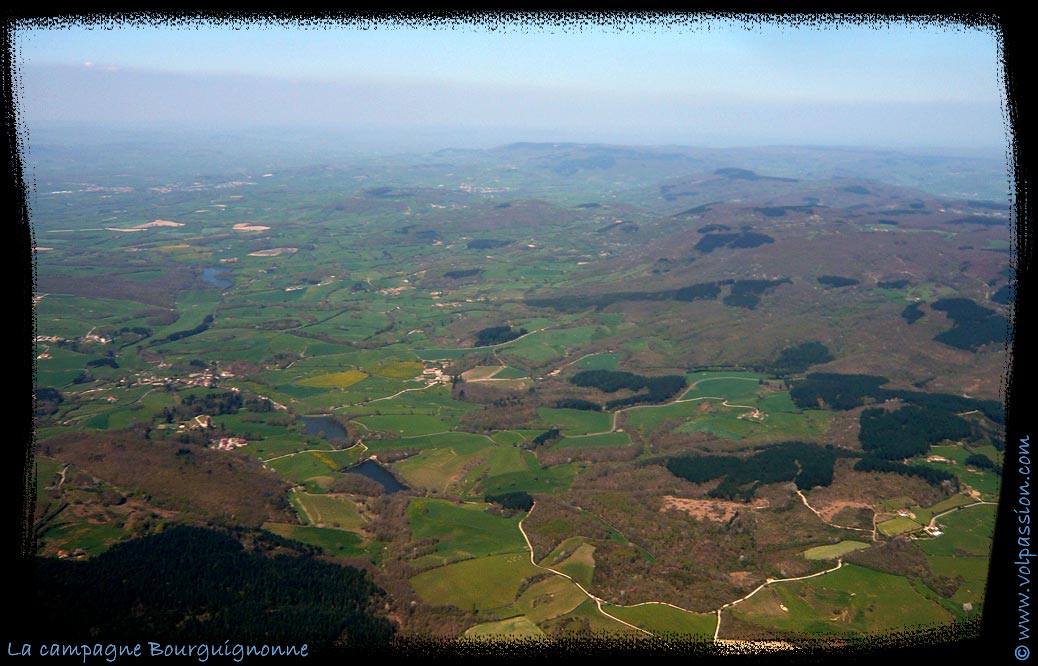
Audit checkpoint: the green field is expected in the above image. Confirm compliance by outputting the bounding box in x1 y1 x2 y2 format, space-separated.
393 444 491 493
619 378 833 442
540 537 596 587
293 492 365 530
915 504 995 558
515 576 588 624
452 447 539 498
368 360 425 379
34 457 64 495
803 541 871 560
726 564 956 637
916 445 1003 499
463 616 547 639
268 451 342 489
877 516 924 537
547 598 646 635
499 326 602 366
490 430 530 446
927 555 990 608
463 365 504 380
410 552 542 611
603 603 717 638
536 407 613 435
243 436 328 459
681 374 765 402
573 353 623 371
38 520 129 557
407 498 528 567
553 431 630 449
262 522 367 557
353 414 451 437
365 431 492 453
478 463 581 496
297 369 369 388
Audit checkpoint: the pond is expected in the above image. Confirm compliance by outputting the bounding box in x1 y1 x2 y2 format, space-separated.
301 415 348 443
200 267 232 289
344 459 407 494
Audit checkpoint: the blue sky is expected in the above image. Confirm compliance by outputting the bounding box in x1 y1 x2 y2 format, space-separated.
11 14 1009 150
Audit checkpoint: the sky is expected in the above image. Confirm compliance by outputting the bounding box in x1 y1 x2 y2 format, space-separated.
10 13 1010 151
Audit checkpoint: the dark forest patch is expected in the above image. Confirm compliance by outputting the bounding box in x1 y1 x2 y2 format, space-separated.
570 370 686 410
666 442 844 501
852 457 957 487
879 208 926 215
858 405 972 460
695 231 774 253
946 215 1008 226
722 278 791 309
596 221 639 233
30 526 394 648
396 226 441 240
554 398 602 411
967 200 1011 211
674 203 720 217
444 268 483 280
902 302 924 324
714 168 798 183
37 267 198 309
364 186 414 199
817 275 860 288
467 239 510 250
474 325 527 347
769 341 834 376
527 281 722 312
753 205 815 217
788 372 1003 425
930 298 1009 351
991 284 1014 305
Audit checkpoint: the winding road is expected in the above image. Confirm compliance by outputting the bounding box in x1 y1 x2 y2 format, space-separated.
712 559 846 642
517 502 653 635
507 493 995 641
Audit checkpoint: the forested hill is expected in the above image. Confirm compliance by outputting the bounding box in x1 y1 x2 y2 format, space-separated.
29 526 396 651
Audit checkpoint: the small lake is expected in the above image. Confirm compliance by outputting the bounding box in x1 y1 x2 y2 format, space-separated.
345 459 407 494
301 415 348 443
200 267 232 289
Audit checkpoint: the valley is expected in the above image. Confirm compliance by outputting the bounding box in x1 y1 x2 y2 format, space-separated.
28 136 1010 647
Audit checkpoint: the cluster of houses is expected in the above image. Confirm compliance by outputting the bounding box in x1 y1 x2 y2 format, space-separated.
422 365 453 386
123 368 234 390
458 182 509 193
210 437 248 451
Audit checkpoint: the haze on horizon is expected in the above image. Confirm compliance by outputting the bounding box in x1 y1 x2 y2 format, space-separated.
12 14 1010 154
